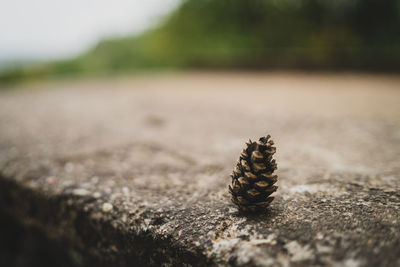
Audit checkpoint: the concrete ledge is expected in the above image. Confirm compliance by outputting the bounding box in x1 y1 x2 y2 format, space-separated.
1 74 400 266
0 177 210 266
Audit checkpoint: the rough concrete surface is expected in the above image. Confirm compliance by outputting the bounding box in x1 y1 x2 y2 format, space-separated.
0 72 399 266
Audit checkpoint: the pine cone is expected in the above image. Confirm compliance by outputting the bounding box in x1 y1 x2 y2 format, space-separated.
229 135 278 212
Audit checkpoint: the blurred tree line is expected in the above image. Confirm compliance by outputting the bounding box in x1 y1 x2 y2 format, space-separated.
2 0 400 83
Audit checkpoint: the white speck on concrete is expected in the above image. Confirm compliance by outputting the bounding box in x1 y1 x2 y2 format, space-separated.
72 188 90 196
92 192 101 198
102 202 113 212
316 232 324 240
249 234 277 246
334 258 362 267
236 241 273 266
285 241 315 262
122 186 130 195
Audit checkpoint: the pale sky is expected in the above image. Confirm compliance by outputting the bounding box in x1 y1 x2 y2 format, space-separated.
0 0 180 63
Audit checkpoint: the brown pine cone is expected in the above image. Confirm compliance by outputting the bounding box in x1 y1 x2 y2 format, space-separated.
229 135 278 212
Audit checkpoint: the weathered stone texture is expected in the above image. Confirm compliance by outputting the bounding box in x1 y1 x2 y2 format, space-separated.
0 73 399 266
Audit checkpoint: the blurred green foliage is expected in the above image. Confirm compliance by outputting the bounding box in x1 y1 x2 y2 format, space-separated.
1 0 400 84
